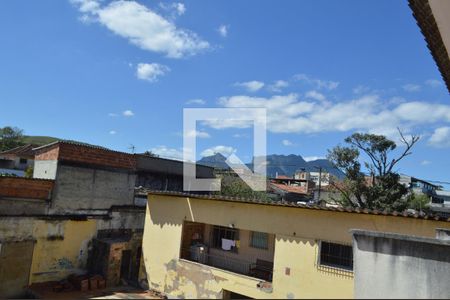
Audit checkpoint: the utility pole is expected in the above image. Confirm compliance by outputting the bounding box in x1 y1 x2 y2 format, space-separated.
315 166 323 203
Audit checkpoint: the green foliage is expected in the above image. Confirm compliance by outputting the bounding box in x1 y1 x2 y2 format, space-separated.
21 135 59 146
215 173 269 201
143 151 159 157
327 130 419 211
0 126 24 151
408 193 431 212
25 166 34 178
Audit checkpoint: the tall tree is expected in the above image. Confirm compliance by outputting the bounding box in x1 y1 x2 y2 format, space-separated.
327 129 420 211
0 126 24 151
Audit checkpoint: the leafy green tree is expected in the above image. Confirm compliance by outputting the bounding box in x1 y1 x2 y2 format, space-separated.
215 173 269 200
327 129 420 211
143 151 159 157
0 126 24 151
408 193 431 213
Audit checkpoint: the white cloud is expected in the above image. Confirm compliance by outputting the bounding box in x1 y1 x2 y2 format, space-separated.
218 25 228 37
184 130 210 139
294 74 339 90
402 83 421 92
268 80 289 92
425 79 443 88
136 63 170 82
235 81 265 92
150 145 184 160
282 139 293 146
173 3 186 15
201 145 236 157
71 0 100 13
232 133 248 138
428 127 450 148
123 110 135 117
71 0 209 58
304 156 326 162
108 113 118 117
159 2 186 17
186 99 206 105
205 93 450 138
109 130 117 135
305 90 326 101
421 160 431 166
352 85 370 94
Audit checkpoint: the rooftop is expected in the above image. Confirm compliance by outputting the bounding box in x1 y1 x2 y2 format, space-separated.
409 0 450 93
144 189 450 222
0 144 37 159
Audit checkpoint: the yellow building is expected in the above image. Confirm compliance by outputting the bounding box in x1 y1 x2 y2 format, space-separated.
142 191 450 299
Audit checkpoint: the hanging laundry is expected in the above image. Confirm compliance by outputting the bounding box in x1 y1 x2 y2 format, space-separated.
221 238 235 251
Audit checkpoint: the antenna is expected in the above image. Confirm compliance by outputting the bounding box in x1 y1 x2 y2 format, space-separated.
128 144 136 154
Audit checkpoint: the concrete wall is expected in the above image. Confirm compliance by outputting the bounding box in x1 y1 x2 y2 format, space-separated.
0 217 96 284
353 230 450 299
0 209 145 291
34 160 58 180
0 197 49 215
50 165 135 213
142 194 450 299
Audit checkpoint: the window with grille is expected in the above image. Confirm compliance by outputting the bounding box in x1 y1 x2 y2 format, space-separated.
319 241 353 270
211 226 238 251
250 231 269 249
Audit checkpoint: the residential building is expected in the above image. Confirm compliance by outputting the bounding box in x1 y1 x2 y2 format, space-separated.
268 176 315 202
400 174 439 196
431 190 450 218
141 191 449 299
352 229 450 299
0 140 214 298
295 170 330 187
409 0 450 92
0 144 36 174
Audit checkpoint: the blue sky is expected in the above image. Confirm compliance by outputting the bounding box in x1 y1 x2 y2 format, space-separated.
0 0 449 186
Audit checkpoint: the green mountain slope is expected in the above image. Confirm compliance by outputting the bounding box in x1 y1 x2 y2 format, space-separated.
22 136 59 146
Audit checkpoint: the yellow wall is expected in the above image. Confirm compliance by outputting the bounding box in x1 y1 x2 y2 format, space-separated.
29 219 97 283
142 194 450 299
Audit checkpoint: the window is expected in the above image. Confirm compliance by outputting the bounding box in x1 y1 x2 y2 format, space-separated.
319 241 353 270
250 231 269 249
211 226 238 251
19 158 27 164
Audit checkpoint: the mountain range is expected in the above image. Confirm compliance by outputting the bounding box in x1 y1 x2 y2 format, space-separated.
197 153 345 179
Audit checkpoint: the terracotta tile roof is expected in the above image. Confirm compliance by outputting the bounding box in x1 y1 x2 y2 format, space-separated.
269 182 308 194
409 0 450 93
139 189 450 222
0 144 37 159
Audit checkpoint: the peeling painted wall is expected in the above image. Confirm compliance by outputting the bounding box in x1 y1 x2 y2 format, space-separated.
29 219 97 283
142 195 450 299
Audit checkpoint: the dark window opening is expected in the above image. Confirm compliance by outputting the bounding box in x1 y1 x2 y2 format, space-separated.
320 241 353 270
250 231 269 250
212 226 239 252
19 158 27 164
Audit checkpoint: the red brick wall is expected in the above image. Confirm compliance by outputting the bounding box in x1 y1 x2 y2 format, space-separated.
35 144 60 161
0 177 54 200
34 142 136 170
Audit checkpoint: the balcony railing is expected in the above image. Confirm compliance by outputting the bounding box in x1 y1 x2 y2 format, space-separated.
181 247 273 282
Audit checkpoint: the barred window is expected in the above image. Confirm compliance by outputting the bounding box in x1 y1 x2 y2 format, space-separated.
319 241 353 270
250 231 269 249
212 226 238 250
